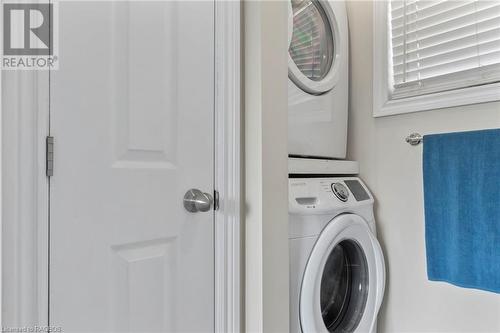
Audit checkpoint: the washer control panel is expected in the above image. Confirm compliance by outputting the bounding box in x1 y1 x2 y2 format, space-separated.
344 179 371 202
289 177 373 214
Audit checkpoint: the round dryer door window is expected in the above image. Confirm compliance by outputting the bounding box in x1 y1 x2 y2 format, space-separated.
288 0 343 94
320 240 369 332
289 0 334 82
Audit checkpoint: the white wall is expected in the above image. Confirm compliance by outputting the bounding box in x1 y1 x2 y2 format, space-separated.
346 1 500 332
244 1 290 332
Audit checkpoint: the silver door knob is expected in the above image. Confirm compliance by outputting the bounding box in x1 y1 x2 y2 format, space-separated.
183 189 213 213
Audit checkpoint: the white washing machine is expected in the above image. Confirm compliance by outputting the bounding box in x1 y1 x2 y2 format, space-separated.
288 0 349 159
289 177 385 333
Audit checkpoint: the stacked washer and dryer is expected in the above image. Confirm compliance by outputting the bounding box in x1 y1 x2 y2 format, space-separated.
287 1 386 332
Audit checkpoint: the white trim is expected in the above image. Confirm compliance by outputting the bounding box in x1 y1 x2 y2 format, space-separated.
1 71 50 326
244 1 290 331
0 37 2 331
214 1 241 332
373 1 500 118
1 12 3 328
374 82 500 117
2 4 50 326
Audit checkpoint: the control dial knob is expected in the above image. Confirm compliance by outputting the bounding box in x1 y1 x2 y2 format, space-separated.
332 183 349 202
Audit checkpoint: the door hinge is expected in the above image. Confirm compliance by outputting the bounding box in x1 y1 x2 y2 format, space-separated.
213 190 219 211
46 136 54 177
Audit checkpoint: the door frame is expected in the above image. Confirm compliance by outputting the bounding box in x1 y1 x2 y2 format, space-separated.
1 1 241 331
214 1 242 332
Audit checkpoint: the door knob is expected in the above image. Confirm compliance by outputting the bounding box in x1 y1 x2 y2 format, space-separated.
183 189 213 213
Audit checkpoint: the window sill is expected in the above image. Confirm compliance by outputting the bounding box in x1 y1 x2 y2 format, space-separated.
373 82 500 118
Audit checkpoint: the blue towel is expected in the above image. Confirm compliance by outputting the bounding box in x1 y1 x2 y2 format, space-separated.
423 129 500 294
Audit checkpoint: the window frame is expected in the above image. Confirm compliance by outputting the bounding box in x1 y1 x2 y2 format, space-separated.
373 1 500 117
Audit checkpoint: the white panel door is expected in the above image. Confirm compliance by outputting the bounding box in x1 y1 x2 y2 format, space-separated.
49 2 214 332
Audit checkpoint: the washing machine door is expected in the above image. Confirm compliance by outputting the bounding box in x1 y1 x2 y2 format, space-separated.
288 0 346 95
300 214 385 333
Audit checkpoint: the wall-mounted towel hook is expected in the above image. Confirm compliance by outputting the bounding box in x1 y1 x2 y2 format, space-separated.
406 133 423 146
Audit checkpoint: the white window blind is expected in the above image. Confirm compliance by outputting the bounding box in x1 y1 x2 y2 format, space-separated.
390 0 500 99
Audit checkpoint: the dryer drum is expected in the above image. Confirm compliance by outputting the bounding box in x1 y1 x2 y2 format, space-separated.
320 240 369 332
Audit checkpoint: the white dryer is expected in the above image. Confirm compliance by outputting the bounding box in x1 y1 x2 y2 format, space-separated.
289 177 385 333
288 0 349 159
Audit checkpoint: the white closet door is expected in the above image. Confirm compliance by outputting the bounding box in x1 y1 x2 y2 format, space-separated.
49 2 215 332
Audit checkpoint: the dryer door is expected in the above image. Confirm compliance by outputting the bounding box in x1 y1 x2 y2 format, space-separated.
288 0 346 94
300 214 385 333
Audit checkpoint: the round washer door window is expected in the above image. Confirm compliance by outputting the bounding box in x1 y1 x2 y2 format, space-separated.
320 239 369 332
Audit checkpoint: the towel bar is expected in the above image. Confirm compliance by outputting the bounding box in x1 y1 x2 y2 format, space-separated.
406 133 423 146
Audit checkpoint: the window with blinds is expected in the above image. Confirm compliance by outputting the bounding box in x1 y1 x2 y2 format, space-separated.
390 0 500 99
